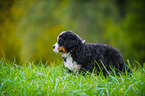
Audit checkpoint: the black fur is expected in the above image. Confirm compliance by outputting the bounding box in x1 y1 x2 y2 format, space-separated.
58 30 132 75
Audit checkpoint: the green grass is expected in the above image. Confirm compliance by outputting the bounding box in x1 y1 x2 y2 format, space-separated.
0 58 145 96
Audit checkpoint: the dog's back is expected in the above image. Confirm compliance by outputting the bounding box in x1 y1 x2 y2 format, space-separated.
72 43 132 75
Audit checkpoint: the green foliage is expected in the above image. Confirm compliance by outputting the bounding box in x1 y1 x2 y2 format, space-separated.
0 58 145 96
104 0 145 64
0 0 145 64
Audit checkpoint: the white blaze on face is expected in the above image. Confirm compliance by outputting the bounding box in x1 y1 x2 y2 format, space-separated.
53 43 59 53
53 32 64 53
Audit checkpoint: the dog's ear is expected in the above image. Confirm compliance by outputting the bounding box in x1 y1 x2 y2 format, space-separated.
63 32 83 53
64 39 77 50
63 34 77 52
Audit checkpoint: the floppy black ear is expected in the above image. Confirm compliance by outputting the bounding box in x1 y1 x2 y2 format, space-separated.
64 39 77 52
62 31 83 53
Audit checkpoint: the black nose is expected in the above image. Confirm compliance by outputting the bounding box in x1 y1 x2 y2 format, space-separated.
53 45 55 49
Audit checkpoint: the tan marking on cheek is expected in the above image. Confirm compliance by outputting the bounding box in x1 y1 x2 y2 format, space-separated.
58 47 67 53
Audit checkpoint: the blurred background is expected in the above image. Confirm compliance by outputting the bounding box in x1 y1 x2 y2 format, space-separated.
0 0 145 66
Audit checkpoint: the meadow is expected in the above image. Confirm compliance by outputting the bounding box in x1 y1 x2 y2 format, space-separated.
0 57 145 96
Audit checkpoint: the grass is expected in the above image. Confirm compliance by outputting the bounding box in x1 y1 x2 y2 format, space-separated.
0 58 145 96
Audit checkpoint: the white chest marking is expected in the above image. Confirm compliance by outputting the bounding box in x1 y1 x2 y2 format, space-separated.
62 53 80 73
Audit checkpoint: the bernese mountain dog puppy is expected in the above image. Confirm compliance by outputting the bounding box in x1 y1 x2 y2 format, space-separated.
53 30 132 75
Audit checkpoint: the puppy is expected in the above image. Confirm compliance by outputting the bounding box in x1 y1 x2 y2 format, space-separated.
53 30 132 75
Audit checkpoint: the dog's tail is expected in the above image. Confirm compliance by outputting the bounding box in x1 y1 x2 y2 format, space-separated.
121 64 133 74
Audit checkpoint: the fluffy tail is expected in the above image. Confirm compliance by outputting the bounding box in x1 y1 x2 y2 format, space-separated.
122 65 133 74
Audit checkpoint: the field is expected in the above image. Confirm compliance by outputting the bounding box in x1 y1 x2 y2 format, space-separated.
0 58 145 96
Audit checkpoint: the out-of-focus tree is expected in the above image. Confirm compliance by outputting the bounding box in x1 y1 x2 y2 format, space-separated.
0 0 22 63
104 0 145 65
0 0 144 65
